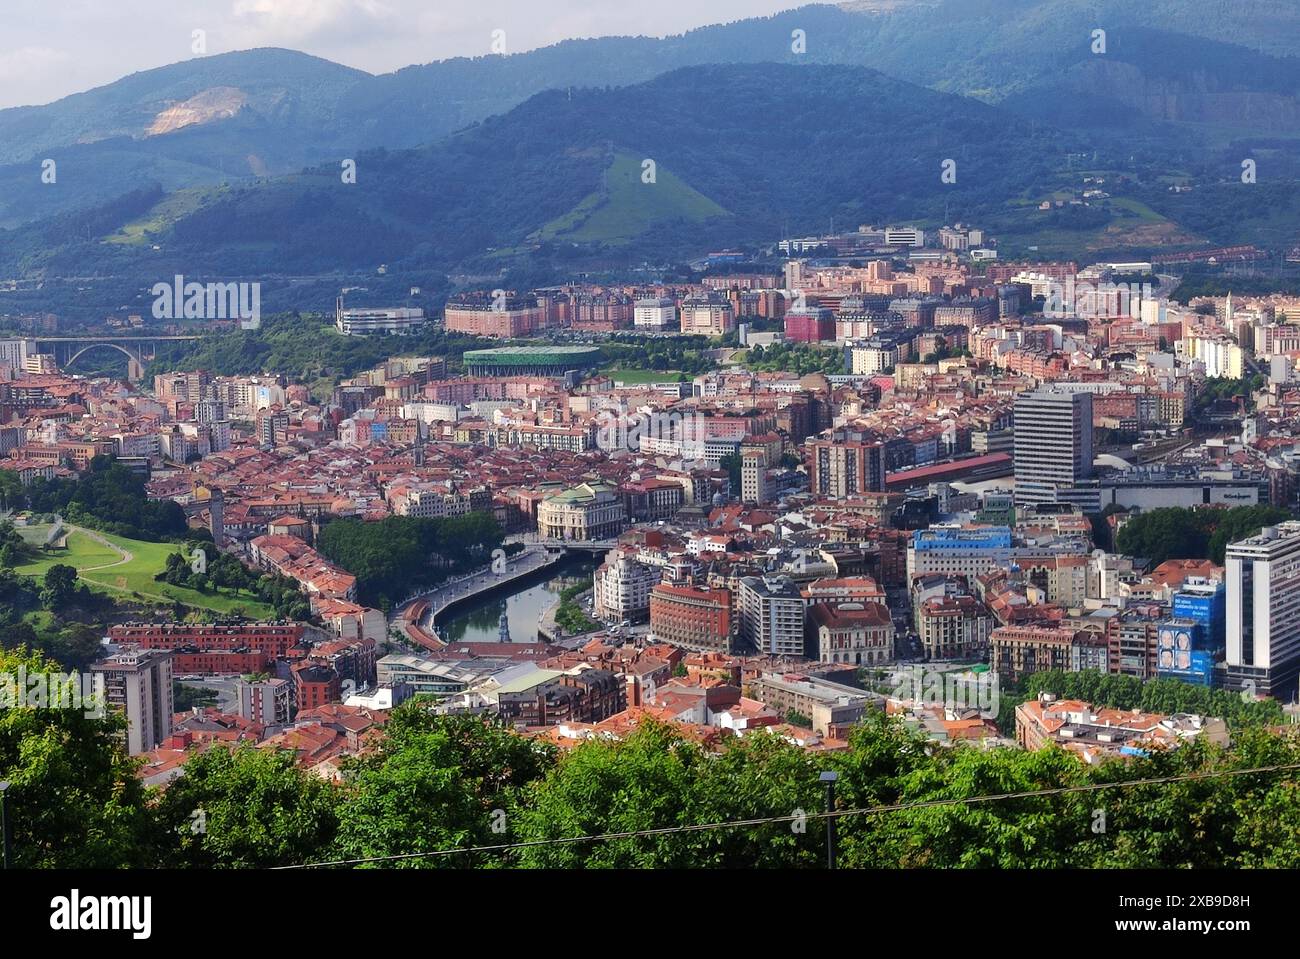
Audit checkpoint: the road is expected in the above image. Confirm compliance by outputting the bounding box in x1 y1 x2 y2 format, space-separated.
393 545 562 645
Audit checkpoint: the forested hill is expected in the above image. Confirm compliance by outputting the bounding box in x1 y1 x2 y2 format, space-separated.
7 0 1300 234
3 63 1071 278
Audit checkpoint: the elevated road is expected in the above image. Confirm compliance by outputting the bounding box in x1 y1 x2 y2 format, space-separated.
393 545 564 649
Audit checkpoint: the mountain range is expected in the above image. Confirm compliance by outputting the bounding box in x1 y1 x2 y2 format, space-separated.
4 0 1300 280
2 61 1080 279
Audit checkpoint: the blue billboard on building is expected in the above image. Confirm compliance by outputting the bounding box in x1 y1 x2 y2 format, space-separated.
1172 581 1225 652
1156 620 1214 686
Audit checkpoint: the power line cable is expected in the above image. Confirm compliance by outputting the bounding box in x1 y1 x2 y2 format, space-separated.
273 759 1300 869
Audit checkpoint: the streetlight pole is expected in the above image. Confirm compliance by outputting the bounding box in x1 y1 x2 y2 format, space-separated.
0 781 11 870
819 771 838 870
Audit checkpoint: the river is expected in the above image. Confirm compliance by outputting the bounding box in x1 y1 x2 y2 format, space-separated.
438 555 599 644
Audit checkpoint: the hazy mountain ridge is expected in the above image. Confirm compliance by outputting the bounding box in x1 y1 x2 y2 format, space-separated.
0 63 1076 278
6 0 1300 272
0 48 369 164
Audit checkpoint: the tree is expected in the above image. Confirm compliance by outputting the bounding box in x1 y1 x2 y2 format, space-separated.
1206 505 1291 564
41 564 79 610
1114 505 1293 566
510 720 711 868
0 646 158 867
18 457 187 541
785 709 812 728
173 683 219 712
317 512 503 607
154 743 340 868
719 453 742 493
0 470 24 510
1022 670 1283 730
43 623 104 671
333 708 554 867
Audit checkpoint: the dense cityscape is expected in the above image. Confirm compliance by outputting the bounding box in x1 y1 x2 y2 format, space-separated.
2 0 1297 938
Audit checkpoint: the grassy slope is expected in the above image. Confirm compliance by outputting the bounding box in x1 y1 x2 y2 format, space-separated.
531 151 728 244
15 529 276 617
104 184 233 246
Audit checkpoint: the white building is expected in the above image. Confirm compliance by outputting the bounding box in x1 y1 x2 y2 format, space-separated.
336 305 426 336
0 338 35 375
884 226 925 247
739 575 806 657
634 297 677 331
1224 522 1300 696
1013 387 1094 508
1185 334 1244 379
849 342 898 375
91 649 174 755
593 551 662 623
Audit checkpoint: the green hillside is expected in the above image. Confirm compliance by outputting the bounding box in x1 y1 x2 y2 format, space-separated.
532 150 729 245
14 528 276 617
1 63 1075 277
8 1 1300 235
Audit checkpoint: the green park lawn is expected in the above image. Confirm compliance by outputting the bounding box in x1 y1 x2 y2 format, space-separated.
602 367 685 384
15 529 277 618
14 529 119 578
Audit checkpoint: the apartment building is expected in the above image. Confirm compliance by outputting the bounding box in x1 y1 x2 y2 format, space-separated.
649 583 734 653
108 622 306 673
807 432 885 498
91 648 175 755
678 294 736 335
739 575 807 657
1223 522 1300 696
593 551 662 623
391 483 492 518
1107 607 1162 680
444 297 549 338
990 625 1080 682
917 595 992 661
235 676 294 726
634 297 677 331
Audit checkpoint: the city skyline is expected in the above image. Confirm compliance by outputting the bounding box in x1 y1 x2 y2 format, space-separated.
1 0 1298 913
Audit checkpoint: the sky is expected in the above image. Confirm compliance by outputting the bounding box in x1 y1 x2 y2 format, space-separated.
0 0 803 109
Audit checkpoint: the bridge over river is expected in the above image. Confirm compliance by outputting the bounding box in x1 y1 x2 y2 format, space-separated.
35 335 201 380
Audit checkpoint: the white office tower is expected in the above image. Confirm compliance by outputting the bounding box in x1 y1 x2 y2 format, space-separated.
1012 388 1094 509
1224 522 1300 697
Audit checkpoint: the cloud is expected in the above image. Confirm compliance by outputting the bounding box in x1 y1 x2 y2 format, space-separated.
0 46 72 83
231 0 395 40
